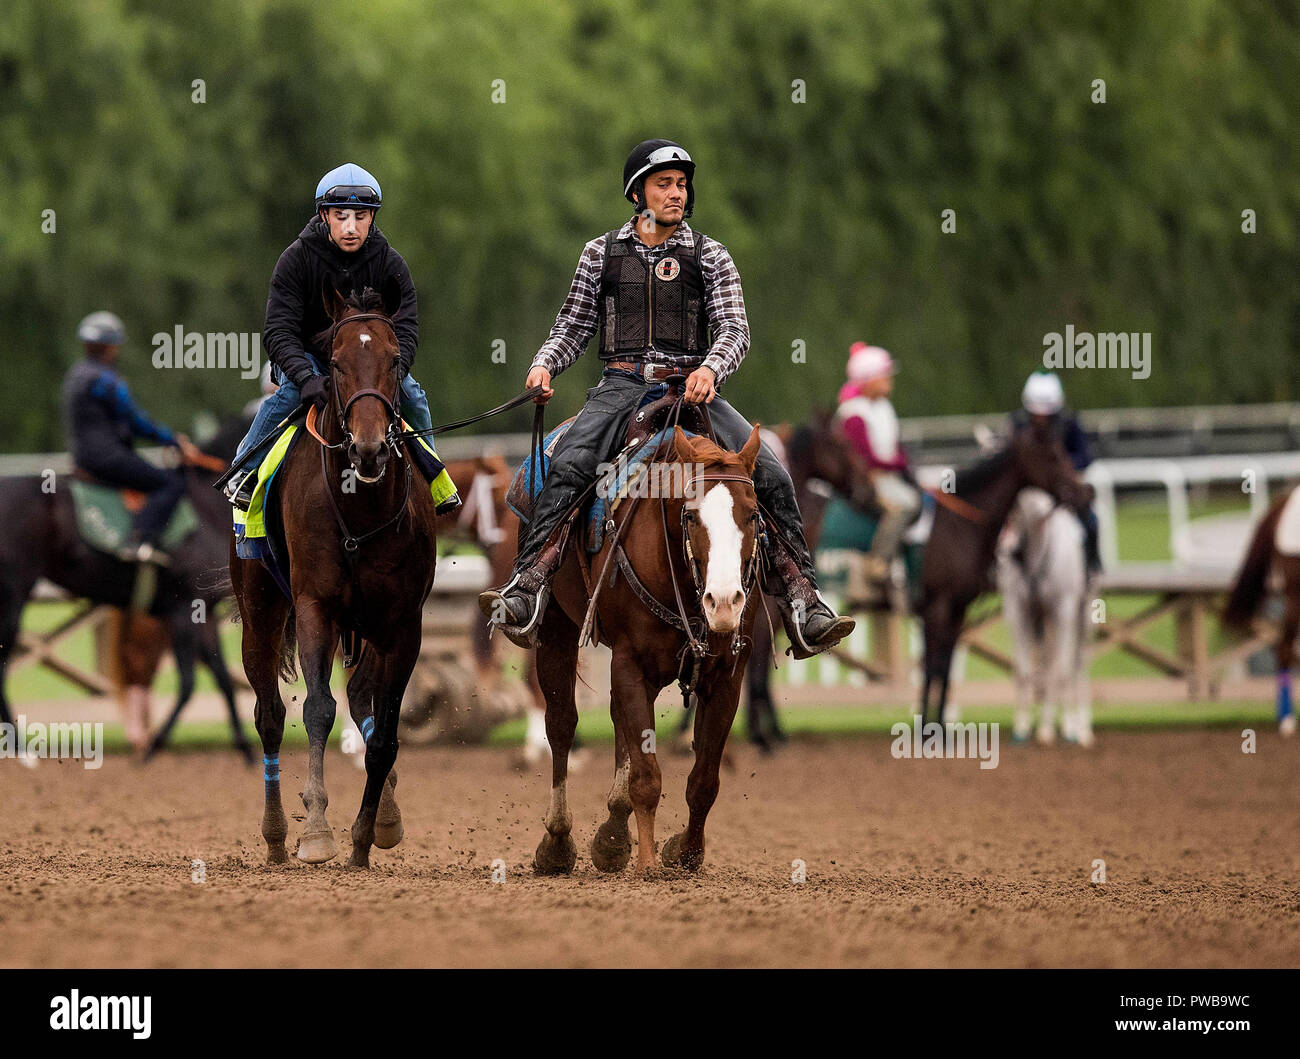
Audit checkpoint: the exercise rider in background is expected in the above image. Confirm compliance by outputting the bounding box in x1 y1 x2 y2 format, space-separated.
478 138 855 658
61 311 203 564
1010 370 1102 575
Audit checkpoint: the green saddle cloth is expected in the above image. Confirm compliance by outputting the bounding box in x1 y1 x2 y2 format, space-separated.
817 496 924 588
69 479 198 555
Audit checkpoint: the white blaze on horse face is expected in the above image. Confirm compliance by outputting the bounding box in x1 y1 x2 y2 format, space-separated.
359 333 371 346
698 483 746 633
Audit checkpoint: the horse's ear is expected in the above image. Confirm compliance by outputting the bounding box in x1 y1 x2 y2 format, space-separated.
380 274 402 319
739 423 763 475
672 425 691 458
321 278 349 322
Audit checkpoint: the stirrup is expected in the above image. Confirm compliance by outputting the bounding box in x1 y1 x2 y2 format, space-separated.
225 468 257 511
478 573 551 649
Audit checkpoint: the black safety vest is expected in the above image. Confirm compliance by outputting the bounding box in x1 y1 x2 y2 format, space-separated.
597 229 709 358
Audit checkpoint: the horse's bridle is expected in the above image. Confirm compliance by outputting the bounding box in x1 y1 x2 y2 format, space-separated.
317 311 411 556
322 312 404 469
679 471 765 608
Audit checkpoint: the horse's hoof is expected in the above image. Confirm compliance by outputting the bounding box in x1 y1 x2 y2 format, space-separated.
372 819 403 849
1280 715 1297 737
266 844 288 865
590 818 631 873
296 831 338 864
533 831 577 875
662 832 703 872
374 772 403 848
1035 726 1056 746
345 851 370 870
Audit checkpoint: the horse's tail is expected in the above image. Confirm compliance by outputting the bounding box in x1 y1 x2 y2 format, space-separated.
1223 496 1285 630
277 606 298 684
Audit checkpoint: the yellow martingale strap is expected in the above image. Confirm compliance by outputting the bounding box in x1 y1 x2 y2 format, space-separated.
244 425 300 539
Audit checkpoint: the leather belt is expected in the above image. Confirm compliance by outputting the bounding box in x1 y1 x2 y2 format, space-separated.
604 359 698 384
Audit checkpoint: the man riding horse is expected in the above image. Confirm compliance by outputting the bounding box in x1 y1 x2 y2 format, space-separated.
225 163 455 512
478 139 855 657
61 311 203 563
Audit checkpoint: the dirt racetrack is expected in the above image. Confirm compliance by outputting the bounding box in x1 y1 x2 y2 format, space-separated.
2 729 1297 968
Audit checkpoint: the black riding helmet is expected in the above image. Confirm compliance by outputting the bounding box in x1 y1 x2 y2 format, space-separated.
623 139 695 218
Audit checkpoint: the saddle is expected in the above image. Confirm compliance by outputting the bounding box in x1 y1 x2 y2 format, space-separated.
504 386 712 552
68 472 197 557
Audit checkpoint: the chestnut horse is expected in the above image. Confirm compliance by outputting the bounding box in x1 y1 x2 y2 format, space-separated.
1223 487 1300 735
919 421 1093 724
230 282 437 868
531 419 764 875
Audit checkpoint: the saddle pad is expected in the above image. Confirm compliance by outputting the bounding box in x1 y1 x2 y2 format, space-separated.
233 425 300 597
504 417 576 523
70 479 198 555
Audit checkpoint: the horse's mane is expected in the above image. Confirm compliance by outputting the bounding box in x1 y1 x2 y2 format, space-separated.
954 446 1013 495
310 287 386 353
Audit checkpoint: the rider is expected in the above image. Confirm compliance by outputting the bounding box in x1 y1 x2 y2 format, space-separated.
1011 370 1101 573
833 343 921 596
478 139 856 657
226 163 455 511
61 311 201 563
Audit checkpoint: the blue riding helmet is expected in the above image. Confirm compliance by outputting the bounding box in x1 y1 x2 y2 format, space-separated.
314 163 383 212
77 311 127 345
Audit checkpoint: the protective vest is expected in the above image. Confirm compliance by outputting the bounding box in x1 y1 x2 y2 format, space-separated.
597 229 708 358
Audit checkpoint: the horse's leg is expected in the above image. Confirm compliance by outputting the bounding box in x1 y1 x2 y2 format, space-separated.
0 570 38 730
920 598 950 726
143 617 199 762
347 625 420 869
747 595 783 748
590 710 634 874
1002 579 1034 742
295 601 340 864
1038 604 1067 745
663 668 744 871
1276 583 1299 736
923 598 962 725
232 554 292 864
344 650 403 850
532 603 580 875
609 649 661 873
1073 592 1095 747
200 612 252 761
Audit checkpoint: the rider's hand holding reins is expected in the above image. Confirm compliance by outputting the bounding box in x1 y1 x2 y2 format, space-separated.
299 375 330 411
684 365 716 404
526 365 554 405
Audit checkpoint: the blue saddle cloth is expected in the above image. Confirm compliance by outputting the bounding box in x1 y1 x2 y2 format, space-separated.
508 425 695 553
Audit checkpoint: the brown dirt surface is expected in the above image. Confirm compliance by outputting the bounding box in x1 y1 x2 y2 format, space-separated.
1 729 1297 968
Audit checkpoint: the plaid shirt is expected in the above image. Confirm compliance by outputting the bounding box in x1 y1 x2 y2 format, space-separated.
531 220 750 385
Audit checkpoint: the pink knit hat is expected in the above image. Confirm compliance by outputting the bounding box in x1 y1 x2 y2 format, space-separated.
846 342 897 383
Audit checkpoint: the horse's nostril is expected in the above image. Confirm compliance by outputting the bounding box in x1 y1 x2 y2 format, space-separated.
704 592 715 607
731 592 744 607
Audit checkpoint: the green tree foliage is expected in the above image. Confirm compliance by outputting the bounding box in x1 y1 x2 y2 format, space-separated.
1 0 1295 451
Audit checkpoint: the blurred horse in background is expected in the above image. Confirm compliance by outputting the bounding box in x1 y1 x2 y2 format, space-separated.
1223 487 1300 736
998 487 1094 746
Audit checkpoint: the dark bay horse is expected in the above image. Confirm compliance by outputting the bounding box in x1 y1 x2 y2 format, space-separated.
0 454 237 750
1223 488 1300 735
230 282 437 868
919 421 1092 724
532 421 764 875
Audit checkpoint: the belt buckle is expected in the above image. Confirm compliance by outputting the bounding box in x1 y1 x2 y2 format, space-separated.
644 363 666 384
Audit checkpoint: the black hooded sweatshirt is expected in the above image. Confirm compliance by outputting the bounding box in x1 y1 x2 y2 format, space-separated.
263 217 419 389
